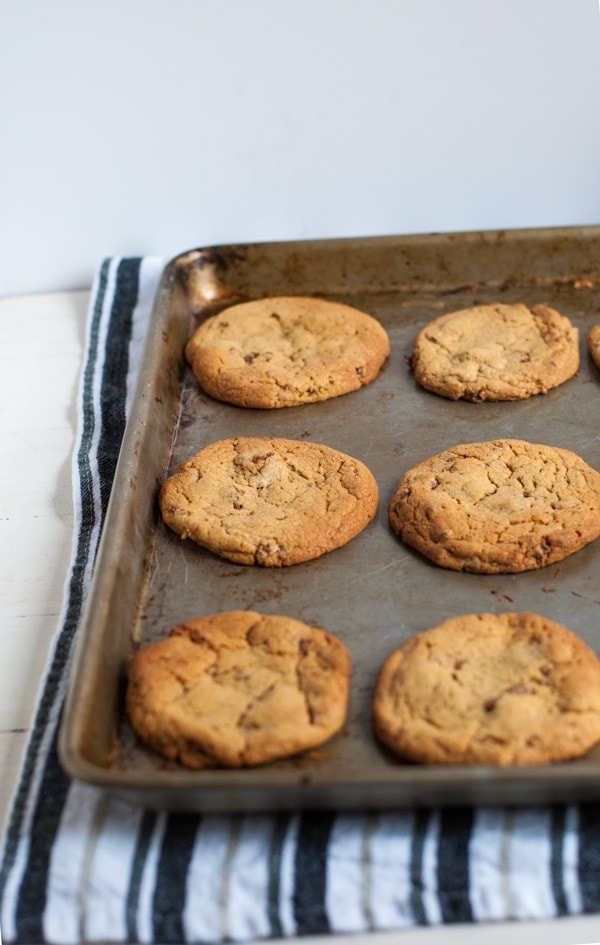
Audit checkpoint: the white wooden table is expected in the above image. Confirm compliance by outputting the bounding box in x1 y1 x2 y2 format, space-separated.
1 289 599 945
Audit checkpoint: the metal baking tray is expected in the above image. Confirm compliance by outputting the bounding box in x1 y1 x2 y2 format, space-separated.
59 226 600 810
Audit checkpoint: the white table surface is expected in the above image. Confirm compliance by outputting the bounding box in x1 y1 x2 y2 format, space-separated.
1 289 600 945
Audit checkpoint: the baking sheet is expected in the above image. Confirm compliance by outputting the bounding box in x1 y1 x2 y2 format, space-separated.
59 226 600 810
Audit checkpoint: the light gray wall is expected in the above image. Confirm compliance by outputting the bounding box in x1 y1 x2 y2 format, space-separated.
1 0 599 295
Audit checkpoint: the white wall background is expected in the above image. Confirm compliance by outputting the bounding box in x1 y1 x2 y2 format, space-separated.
1 0 599 296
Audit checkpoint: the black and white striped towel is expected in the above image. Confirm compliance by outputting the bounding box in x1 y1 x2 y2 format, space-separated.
2 257 600 944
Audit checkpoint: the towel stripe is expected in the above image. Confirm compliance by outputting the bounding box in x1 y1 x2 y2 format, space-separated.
98 258 140 516
152 813 200 943
366 812 416 929
183 816 237 942
409 807 431 924
80 797 144 943
550 805 569 916
437 807 474 922
276 813 300 936
421 809 442 923
562 805 583 914
125 810 158 942
267 813 292 937
577 804 600 913
293 812 336 934
135 812 168 943
13 741 71 943
325 814 370 932
227 816 274 941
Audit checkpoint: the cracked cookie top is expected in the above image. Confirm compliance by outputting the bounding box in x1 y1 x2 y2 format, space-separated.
410 302 579 402
388 438 600 573
126 610 350 769
160 436 379 566
185 295 390 408
372 611 600 766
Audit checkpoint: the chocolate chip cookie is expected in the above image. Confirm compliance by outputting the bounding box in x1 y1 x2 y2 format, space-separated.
372 611 600 766
126 610 351 768
185 295 390 408
160 436 379 566
388 438 600 573
410 302 579 401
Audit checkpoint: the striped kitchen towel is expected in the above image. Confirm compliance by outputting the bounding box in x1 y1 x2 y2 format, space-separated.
1 256 600 944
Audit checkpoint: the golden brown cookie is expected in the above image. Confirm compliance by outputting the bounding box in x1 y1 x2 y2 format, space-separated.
587 323 600 369
372 611 600 766
388 438 600 573
185 295 390 408
410 302 579 401
160 436 378 566
126 611 351 769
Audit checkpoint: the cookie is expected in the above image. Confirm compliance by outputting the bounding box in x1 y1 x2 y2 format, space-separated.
388 438 600 573
372 611 600 766
160 436 378 566
410 302 579 401
184 295 390 408
126 611 351 769
587 323 600 369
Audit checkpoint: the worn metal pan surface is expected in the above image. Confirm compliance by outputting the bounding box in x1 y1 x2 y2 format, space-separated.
59 226 600 810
